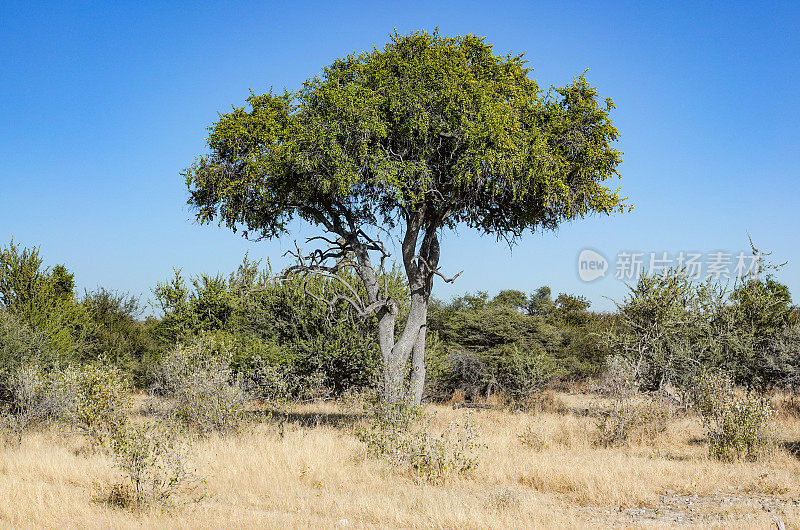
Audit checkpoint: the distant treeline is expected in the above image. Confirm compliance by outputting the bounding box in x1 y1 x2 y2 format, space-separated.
1 240 798 404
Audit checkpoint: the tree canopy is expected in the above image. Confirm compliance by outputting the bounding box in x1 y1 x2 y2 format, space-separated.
185 30 626 244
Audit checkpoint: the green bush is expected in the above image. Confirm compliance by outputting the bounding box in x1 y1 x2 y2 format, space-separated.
608 249 797 391
151 258 387 396
355 393 481 484
0 240 90 360
109 420 196 507
62 363 133 447
425 288 610 401
80 288 156 371
0 311 59 389
694 371 775 461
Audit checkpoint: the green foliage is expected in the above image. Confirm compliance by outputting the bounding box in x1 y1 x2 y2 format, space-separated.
0 239 48 311
608 250 797 391
355 392 481 484
185 31 625 244
485 343 556 404
183 30 628 403
0 311 60 388
109 420 196 507
694 371 775 462
426 287 611 401
764 324 800 390
63 363 133 447
0 361 132 447
81 288 155 372
152 256 393 396
0 240 88 358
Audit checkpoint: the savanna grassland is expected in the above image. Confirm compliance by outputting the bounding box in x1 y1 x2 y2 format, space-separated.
2 392 799 529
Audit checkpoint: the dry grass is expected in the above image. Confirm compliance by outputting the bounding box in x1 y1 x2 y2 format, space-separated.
1 393 799 528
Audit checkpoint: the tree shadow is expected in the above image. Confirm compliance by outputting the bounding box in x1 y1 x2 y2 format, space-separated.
247 408 362 429
782 441 800 459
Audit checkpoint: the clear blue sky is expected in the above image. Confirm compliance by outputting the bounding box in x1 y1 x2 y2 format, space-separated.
1 1 798 313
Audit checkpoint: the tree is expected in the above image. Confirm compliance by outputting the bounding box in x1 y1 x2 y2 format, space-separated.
184 30 627 403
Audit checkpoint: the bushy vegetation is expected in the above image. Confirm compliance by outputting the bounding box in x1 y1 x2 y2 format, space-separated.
150 334 248 435
694 371 776 461
2 237 799 490
608 257 799 393
426 287 613 405
150 256 401 397
0 363 66 445
108 420 196 507
354 393 481 484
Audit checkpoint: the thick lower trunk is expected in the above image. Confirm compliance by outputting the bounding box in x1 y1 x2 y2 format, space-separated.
409 324 427 404
379 293 429 404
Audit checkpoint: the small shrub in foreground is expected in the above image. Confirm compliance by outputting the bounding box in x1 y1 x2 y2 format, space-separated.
109 420 197 508
355 393 481 484
695 371 775 461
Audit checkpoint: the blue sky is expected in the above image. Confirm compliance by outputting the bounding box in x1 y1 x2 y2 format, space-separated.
1 1 798 313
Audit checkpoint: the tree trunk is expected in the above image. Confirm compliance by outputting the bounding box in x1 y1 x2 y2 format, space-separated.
349 208 439 405
381 293 428 404
409 323 427 404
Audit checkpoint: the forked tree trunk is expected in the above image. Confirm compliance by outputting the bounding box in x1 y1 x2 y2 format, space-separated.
377 294 429 404
351 210 439 405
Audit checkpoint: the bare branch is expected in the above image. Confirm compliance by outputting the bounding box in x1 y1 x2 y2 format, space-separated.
412 253 463 283
433 269 464 283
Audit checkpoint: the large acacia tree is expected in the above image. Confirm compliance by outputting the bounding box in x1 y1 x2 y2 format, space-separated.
184 31 627 403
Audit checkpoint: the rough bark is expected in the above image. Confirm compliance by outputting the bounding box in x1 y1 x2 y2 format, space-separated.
409 323 427 404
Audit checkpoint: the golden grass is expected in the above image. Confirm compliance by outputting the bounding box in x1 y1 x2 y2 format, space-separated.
1 394 799 528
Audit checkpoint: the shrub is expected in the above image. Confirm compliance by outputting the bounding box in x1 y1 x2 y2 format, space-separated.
518 426 548 450
80 288 155 370
0 241 90 361
62 363 133 447
436 351 488 401
608 252 797 392
109 420 196 508
151 334 248 435
0 311 58 386
355 393 481 484
594 356 672 447
0 363 69 445
694 371 775 461
428 345 557 406
151 259 389 396
595 394 672 447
